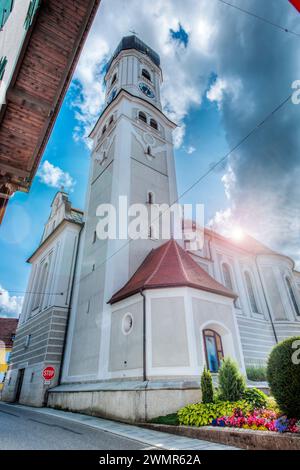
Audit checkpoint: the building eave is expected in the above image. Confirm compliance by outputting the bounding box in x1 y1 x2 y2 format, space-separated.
89 88 177 139
0 0 101 224
204 228 296 268
27 218 83 263
109 283 237 305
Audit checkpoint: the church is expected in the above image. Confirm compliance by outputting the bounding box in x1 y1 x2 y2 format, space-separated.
3 36 300 422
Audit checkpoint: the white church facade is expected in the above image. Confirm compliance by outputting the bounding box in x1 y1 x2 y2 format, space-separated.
3 36 300 421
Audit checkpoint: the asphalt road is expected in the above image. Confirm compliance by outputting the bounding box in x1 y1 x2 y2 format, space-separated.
0 402 150 450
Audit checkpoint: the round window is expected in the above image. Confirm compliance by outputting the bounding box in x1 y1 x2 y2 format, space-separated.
122 313 133 335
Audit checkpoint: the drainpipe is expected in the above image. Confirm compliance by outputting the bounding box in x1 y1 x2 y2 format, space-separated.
140 289 147 382
255 255 278 344
58 225 83 385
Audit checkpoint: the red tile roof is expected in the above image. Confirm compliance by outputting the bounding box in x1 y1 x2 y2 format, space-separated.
0 318 18 349
109 239 236 304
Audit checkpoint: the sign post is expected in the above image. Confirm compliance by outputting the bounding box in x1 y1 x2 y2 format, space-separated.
42 366 55 384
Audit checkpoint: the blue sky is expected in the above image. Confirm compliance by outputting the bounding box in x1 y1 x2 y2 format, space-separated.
1 0 299 316
0 77 228 304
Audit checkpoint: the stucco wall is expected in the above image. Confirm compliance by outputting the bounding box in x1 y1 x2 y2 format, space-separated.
66 160 113 378
0 0 31 105
261 266 286 320
151 296 190 368
109 299 143 373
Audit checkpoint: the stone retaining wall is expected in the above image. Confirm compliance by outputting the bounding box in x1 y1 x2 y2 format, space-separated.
141 423 300 450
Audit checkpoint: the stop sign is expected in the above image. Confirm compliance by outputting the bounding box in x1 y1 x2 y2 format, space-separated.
42 366 55 381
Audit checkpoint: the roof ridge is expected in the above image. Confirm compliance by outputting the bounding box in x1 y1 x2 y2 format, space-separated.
146 240 172 285
174 241 189 282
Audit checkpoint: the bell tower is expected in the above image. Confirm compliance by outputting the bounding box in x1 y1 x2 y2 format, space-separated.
62 36 178 382
104 35 162 110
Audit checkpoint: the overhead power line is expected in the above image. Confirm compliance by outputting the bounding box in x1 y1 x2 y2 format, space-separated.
3 94 293 296
215 0 300 38
0 290 64 296
73 93 293 285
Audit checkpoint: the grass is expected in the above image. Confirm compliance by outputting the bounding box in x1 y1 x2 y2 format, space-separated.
150 413 179 426
246 366 267 382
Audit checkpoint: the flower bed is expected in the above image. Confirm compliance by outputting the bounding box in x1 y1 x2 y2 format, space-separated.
178 402 300 434
212 408 299 434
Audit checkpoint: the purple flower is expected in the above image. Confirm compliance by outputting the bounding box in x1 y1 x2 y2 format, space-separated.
275 416 289 433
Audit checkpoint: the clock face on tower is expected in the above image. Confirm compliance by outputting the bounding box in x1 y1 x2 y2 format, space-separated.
139 82 155 99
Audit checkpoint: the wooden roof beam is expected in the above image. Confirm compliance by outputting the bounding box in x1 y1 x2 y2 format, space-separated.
0 162 30 178
6 87 53 117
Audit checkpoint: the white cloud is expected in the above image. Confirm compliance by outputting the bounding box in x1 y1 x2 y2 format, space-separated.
207 78 227 105
207 77 242 109
207 207 234 236
183 145 196 155
0 285 23 318
69 0 219 147
221 166 236 200
37 160 75 191
69 0 299 265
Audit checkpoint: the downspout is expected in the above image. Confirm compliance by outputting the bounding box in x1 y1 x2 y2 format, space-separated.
140 288 149 422
57 225 83 385
140 289 147 382
255 255 278 344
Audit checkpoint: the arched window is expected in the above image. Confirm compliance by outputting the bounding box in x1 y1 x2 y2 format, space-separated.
32 262 49 312
222 263 233 291
203 329 224 373
147 191 154 204
286 276 300 316
245 271 259 314
111 73 117 86
142 68 151 81
150 119 158 130
138 111 147 123
102 124 107 135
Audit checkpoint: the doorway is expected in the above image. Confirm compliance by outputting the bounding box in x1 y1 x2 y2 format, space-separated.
15 368 25 402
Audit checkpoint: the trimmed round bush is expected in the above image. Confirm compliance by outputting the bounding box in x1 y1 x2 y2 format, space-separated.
218 358 245 402
267 336 300 418
242 387 268 410
201 368 214 403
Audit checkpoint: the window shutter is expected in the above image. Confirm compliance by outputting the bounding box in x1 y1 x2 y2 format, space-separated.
24 0 40 31
0 56 8 80
0 0 14 29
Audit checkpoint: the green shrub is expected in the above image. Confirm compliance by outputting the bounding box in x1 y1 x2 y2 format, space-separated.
266 396 281 414
267 336 300 418
242 387 268 410
201 368 214 403
150 413 179 426
218 358 245 402
246 365 267 382
178 400 251 427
